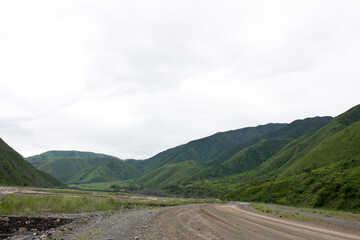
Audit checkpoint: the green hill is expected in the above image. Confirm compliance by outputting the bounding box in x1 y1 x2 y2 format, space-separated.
136 160 205 188
241 106 359 180
27 124 285 188
224 104 360 210
35 157 116 183
25 118 332 190
27 150 115 166
67 159 140 184
26 151 144 185
185 138 290 182
143 123 287 172
206 117 332 167
129 123 287 188
184 117 332 182
0 138 65 187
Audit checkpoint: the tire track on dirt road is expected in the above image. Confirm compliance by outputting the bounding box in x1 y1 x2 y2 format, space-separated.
138 203 360 240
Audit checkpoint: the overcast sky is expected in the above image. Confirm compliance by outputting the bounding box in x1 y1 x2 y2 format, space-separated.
1 0 360 159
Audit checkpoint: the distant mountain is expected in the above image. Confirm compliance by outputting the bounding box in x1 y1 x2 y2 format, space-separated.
142 123 287 172
27 150 115 166
241 106 359 180
223 104 360 210
0 138 64 187
27 124 286 187
26 150 142 184
136 160 205 188
129 123 287 187
185 138 290 183
26 118 332 190
67 159 141 184
35 157 116 183
185 116 333 182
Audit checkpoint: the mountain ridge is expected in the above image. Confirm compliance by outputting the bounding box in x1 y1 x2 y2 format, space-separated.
20 104 360 211
0 138 65 188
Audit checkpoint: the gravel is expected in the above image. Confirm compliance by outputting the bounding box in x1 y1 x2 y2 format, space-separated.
48 208 161 240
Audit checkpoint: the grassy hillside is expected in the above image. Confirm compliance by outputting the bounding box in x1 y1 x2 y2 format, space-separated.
26 124 286 188
143 123 287 172
131 123 287 188
224 154 360 210
184 117 332 182
224 105 360 210
25 150 140 184
0 138 65 188
136 160 205 187
27 150 114 166
279 119 360 178
185 138 290 182
35 157 115 182
26 117 330 190
67 159 140 184
244 106 360 180
205 117 333 167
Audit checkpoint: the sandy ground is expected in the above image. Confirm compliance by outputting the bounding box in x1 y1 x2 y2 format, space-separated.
0 187 47 196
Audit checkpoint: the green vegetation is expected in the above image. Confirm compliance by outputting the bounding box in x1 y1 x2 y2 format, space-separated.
26 151 143 185
0 193 223 215
143 123 287 172
69 180 142 192
185 138 290 182
162 116 334 196
35 157 115 182
135 118 329 189
67 159 141 184
251 204 317 221
225 157 360 210
258 204 360 222
224 105 360 211
26 123 288 190
136 160 205 187
0 138 65 188
26 150 116 165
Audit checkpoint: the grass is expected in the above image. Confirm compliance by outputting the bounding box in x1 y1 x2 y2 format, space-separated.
0 193 223 215
137 160 205 188
251 204 318 221
78 228 105 240
224 156 360 211
269 204 360 222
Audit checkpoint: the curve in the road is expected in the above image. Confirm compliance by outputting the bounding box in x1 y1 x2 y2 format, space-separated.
140 203 360 240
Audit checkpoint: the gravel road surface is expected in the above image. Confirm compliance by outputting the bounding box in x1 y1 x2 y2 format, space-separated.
136 203 360 240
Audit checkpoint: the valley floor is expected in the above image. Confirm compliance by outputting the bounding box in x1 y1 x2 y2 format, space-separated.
1 186 360 240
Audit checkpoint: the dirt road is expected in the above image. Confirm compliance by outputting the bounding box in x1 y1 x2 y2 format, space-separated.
137 203 360 240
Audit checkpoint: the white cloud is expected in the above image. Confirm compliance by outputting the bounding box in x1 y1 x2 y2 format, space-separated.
0 0 360 158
